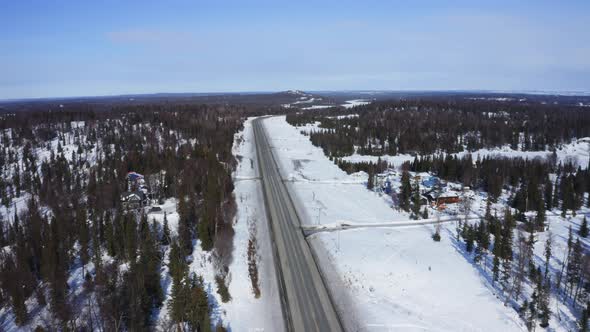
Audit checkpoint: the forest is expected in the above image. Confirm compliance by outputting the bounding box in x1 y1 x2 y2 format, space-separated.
287 98 590 156
0 103 277 331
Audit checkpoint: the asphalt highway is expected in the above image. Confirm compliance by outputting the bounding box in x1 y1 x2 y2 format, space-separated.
252 117 343 332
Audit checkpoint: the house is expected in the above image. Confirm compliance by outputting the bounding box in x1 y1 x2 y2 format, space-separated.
121 190 147 209
127 171 146 191
436 193 460 206
421 176 439 188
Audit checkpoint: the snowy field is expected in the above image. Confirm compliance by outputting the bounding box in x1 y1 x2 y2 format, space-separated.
263 116 409 226
261 116 526 331
311 227 525 331
341 99 371 108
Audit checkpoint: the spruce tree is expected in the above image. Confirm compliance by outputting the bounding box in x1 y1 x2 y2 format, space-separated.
580 302 589 332
535 197 546 231
422 207 429 219
400 171 411 212
526 291 538 331
411 178 421 219
169 241 188 324
538 276 551 328
162 212 170 246
544 233 552 277
544 180 553 211
367 167 375 190
567 238 582 298
580 216 589 238
186 275 212 332
78 209 90 265
492 225 502 282
465 225 475 253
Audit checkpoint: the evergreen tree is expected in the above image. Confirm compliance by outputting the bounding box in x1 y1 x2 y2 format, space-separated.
465 224 475 253
526 291 538 331
544 233 552 277
500 208 515 289
124 212 138 262
538 276 551 328
104 214 116 257
422 207 429 219
186 275 212 332
580 216 589 238
535 197 546 231
492 225 502 282
566 238 582 298
474 219 490 265
485 197 492 223
78 209 90 265
162 212 170 246
552 181 559 210
411 177 422 219
2 255 29 325
544 180 553 211
400 171 411 212
169 240 188 325
580 302 589 332
367 166 375 190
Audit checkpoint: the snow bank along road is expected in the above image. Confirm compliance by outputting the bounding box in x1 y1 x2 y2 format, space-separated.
253 117 343 332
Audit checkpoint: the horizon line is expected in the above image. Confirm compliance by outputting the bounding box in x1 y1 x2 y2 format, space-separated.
2 88 590 103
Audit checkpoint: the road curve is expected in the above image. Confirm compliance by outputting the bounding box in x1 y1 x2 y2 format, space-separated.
253 117 343 332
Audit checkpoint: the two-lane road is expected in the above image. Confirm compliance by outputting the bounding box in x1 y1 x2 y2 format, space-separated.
253 117 343 332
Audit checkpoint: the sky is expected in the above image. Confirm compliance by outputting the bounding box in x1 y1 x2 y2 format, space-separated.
1 0 589 99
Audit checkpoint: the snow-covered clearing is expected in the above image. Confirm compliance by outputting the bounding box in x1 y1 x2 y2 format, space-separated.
341 99 371 108
311 227 524 331
302 105 333 110
340 138 590 170
264 116 408 226
262 115 524 331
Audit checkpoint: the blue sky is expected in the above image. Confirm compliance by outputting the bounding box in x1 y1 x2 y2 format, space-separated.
1 0 589 99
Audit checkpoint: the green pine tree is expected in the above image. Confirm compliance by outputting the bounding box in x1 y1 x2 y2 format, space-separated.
162 212 170 245
400 171 411 212
580 216 589 238
411 178 421 219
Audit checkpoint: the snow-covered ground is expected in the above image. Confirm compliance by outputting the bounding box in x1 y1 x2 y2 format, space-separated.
261 116 525 331
222 117 284 331
340 138 590 170
341 99 371 108
302 105 333 110
311 227 525 331
264 116 409 226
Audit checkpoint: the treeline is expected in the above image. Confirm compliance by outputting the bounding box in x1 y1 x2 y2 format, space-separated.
0 103 262 330
287 98 590 156
457 204 590 330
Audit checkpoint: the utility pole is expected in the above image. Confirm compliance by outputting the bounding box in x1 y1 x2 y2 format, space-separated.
316 206 325 225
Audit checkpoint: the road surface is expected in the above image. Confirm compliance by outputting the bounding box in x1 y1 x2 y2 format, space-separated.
253 117 343 332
